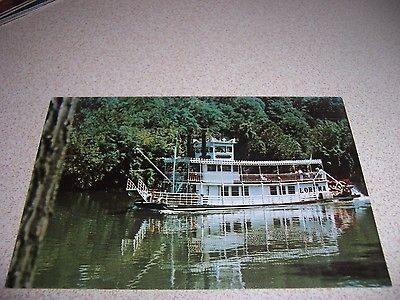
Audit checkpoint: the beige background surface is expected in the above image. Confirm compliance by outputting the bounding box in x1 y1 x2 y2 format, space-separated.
1 0 399 299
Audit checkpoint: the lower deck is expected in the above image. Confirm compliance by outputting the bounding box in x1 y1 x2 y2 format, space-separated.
139 180 333 209
194 180 331 205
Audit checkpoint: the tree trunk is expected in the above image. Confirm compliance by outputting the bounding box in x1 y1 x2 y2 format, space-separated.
201 128 207 159
186 128 193 158
6 97 78 288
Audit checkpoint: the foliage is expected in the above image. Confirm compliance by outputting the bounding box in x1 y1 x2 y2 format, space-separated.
60 97 364 190
309 119 355 177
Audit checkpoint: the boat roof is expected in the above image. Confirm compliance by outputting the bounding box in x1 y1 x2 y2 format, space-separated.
193 137 237 145
163 157 323 166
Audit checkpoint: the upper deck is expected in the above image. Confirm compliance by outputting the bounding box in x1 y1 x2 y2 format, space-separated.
162 137 325 185
193 137 237 160
164 157 325 184
163 157 323 167
188 158 323 166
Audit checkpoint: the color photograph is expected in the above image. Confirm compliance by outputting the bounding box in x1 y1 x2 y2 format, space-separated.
6 97 391 289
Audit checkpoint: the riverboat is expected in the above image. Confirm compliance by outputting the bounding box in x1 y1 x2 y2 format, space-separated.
126 137 359 211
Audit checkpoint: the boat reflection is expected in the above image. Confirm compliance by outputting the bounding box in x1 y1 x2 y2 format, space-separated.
121 201 366 288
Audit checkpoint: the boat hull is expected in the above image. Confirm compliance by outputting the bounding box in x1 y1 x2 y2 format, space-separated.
132 195 359 213
133 201 170 211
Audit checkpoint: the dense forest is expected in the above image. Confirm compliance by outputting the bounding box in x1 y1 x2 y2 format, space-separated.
60 97 366 193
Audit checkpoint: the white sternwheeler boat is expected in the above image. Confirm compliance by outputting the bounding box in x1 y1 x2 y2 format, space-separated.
126 137 359 212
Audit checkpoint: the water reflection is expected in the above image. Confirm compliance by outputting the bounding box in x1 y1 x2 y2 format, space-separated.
125 207 338 257
33 193 390 289
118 199 380 289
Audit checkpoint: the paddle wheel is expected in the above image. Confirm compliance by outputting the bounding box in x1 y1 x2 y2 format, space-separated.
328 179 353 197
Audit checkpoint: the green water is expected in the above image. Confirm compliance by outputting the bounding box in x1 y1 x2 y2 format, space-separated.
32 191 391 289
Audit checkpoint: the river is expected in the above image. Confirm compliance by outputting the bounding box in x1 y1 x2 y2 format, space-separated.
32 191 391 289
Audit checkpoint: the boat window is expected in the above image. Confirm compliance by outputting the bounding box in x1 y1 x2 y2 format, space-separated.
273 218 281 226
243 186 249 196
223 186 229 196
246 220 252 230
215 146 226 152
265 166 276 173
207 165 217 171
216 153 232 159
280 165 291 173
222 165 231 172
232 186 240 196
226 146 232 153
191 164 200 172
270 186 278 195
281 186 287 195
233 165 239 172
288 185 296 194
222 222 231 233
233 222 242 233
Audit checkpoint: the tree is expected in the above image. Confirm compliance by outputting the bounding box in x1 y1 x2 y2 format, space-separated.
6 98 78 287
215 97 268 159
59 96 363 190
264 98 312 155
310 119 354 177
301 97 347 123
249 120 303 160
176 97 226 158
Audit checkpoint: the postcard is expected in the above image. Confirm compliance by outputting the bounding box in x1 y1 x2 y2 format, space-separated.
6 97 391 289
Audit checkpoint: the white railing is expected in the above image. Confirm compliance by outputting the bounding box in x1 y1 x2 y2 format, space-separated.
127 178 149 201
128 178 321 207
188 172 202 182
199 193 319 206
154 191 203 206
126 178 136 191
188 158 323 166
240 172 323 183
164 172 203 182
137 178 149 200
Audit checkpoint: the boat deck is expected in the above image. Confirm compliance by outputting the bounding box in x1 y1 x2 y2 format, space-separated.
187 171 321 183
